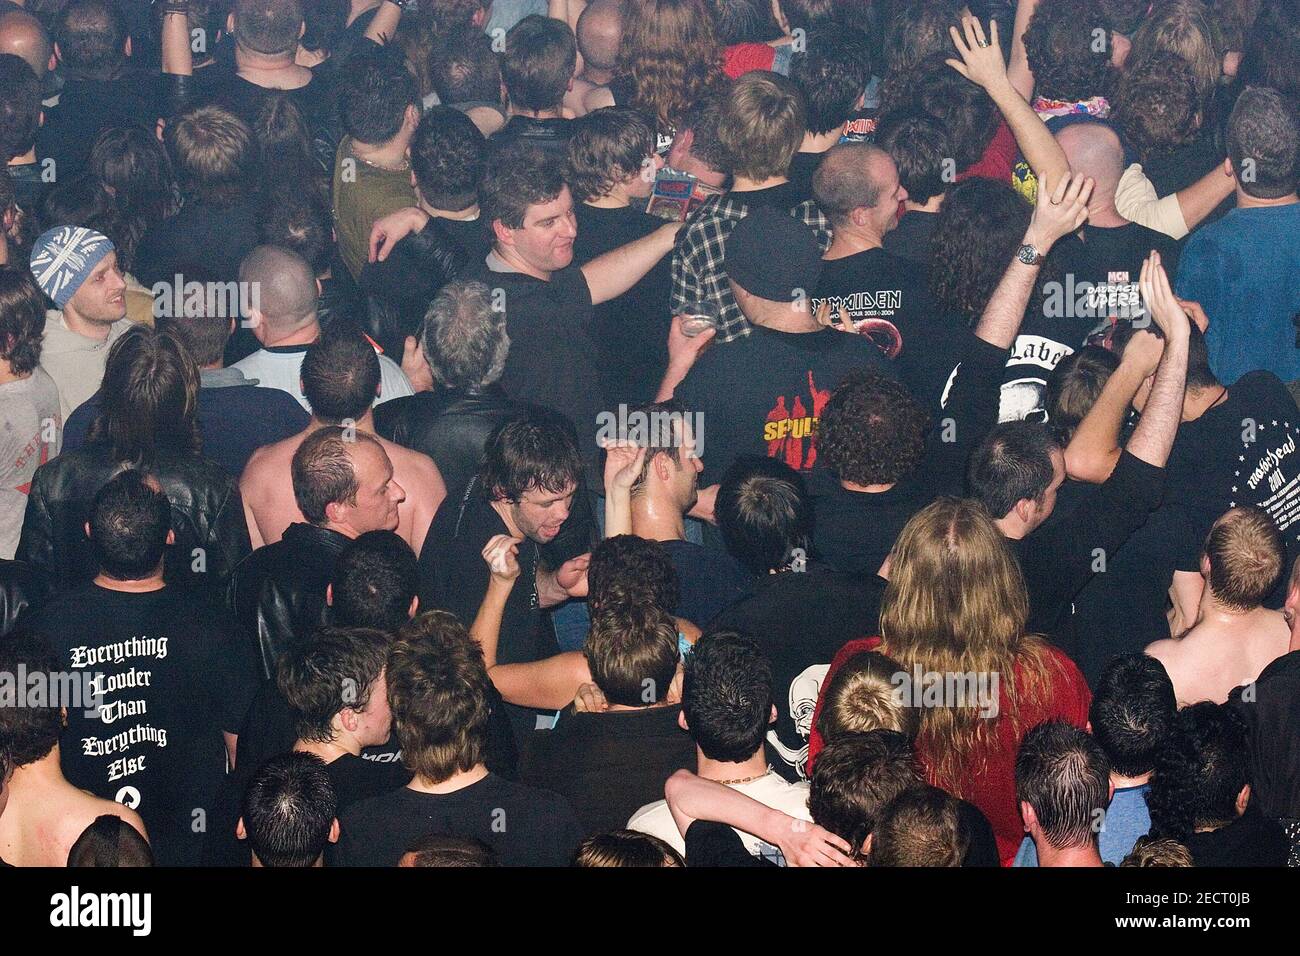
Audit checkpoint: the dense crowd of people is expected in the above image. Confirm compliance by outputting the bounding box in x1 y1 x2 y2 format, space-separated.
0 0 1298 869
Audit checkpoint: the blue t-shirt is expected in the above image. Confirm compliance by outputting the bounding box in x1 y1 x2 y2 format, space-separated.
1013 783 1152 866
1175 204 1300 386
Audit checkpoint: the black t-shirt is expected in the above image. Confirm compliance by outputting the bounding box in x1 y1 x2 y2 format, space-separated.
37 76 163 183
1229 650 1300 821
520 704 696 838
661 539 752 626
882 209 937 266
440 215 493 263
202 68 340 161
18 583 259 867
786 151 827 206
674 326 892 486
573 203 673 406
133 194 263 287
1049 224 1181 333
1185 807 1289 868
335 774 584 866
708 564 885 782
490 116 574 155
810 247 933 364
466 262 606 483
811 334 1009 579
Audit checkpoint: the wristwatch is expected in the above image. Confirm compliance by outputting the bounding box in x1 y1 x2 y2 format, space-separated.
1016 242 1043 266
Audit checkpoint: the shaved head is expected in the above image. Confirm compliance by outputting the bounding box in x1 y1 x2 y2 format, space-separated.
812 143 895 225
0 11 52 79
577 0 622 72
1055 122 1124 202
239 245 318 331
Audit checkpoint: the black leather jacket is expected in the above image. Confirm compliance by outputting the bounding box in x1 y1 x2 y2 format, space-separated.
0 559 50 638
359 221 468 358
373 386 524 501
17 446 250 598
226 522 350 679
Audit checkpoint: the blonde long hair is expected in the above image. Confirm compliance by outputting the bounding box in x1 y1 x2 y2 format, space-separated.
616 0 725 137
878 497 1059 796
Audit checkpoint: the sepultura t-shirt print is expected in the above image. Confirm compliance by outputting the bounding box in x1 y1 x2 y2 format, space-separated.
675 325 893 486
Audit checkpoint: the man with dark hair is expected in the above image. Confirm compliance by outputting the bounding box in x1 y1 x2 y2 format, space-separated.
230 425 406 675
328 530 420 630
1148 507 1290 704
521 600 695 838
0 631 149 867
629 631 813 861
663 87 729 195
359 108 490 356
1148 702 1288 866
1176 86 1300 385
0 54 43 213
492 13 578 154
428 25 506 137
1015 654 1173 866
15 470 258 866
64 306 309 478
709 455 883 782
0 268 59 559
1069 259 1300 681
568 107 673 405
369 141 680 482
134 105 261 288
786 29 872 199
877 110 953 265
239 324 442 554
1015 720 1111 867
333 46 421 280
419 405 593 741
37 0 158 183
336 611 583 866
234 245 412 413
237 752 339 867
373 280 523 500
870 786 970 866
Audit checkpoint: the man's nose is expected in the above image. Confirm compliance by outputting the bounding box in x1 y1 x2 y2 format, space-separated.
391 480 406 503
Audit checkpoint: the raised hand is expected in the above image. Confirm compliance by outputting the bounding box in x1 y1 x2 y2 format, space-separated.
555 553 591 599
601 439 649 495
945 17 1007 91
1025 172 1094 252
1138 250 1190 343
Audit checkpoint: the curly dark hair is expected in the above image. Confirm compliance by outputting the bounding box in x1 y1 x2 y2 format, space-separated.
1023 0 1114 102
928 178 1031 321
879 56 997 172
565 107 656 203
480 143 566 230
818 372 929 486
587 534 681 616
1147 702 1251 843
876 109 953 206
1111 54 1204 165
880 0 963 76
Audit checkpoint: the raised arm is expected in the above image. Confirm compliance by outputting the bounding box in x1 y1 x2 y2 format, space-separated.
974 172 1093 349
582 221 681 305
947 16 1070 189
663 769 855 867
1124 251 1189 469
601 441 647 537
1006 0 1040 99
160 2 194 75
365 0 403 44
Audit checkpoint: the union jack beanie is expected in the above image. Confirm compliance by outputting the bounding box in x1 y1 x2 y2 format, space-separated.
29 226 115 310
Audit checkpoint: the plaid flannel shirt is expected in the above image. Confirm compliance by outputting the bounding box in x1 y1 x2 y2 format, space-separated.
670 194 833 343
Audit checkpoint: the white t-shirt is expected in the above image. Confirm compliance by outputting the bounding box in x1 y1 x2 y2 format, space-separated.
0 367 62 558
627 771 812 863
232 345 413 412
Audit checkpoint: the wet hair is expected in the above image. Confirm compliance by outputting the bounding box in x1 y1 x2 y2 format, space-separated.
479 405 583 503
1015 720 1111 851
715 455 812 576
1089 654 1176 778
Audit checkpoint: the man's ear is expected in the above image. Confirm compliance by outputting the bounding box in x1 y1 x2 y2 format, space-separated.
124 35 132 58
860 831 873 858
299 20 306 40
227 12 236 35
38 110 44 129
492 219 514 247
84 521 92 541
340 707 359 733
769 704 777 725
1235 783 1251 818
678 709 689 731
236 817 247 841
328 818 340 843
156 118 166 142
1020 801 1038 833
1224 156 1235 179
472 6 487 29
407 594 419 619
405 104 420 130
165 529 176 546
325 582 334 607
51 43 61 70
1014 498 1034 526
1199 553 1212 580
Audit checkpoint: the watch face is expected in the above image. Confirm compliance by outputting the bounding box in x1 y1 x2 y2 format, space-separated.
1018 244 1040 265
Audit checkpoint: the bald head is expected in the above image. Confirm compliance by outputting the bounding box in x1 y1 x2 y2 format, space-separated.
1055 122 1124 201
1205 506 1285 611
812 143 898 227
0 11 52 79
577 0 622 73
239 245 318 332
